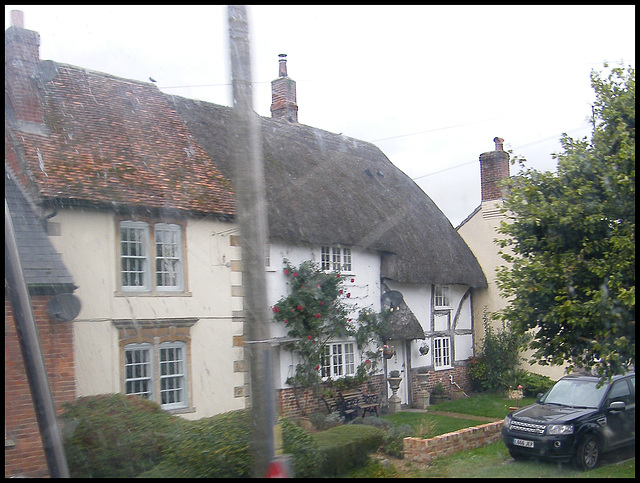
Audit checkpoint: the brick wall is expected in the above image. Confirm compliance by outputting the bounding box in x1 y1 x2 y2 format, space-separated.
404 420 504 464
5 296 76 478
278 374 385 419
409 365 471 406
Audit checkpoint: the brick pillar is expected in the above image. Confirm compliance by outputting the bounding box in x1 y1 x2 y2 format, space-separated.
5 11 44 128
479 137 510 202
270 54 298 123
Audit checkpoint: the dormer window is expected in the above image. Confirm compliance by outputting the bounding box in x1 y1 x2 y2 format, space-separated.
434 285 451 309
321 245 352 272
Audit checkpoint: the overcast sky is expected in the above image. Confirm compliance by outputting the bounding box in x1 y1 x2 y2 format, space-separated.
5 5 635 226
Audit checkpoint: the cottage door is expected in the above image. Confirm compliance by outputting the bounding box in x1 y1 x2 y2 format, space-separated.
386 340 410 405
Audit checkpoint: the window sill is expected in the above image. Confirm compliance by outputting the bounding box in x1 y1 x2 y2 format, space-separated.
115 291 193 297
434 365 453 371
165 406 196 415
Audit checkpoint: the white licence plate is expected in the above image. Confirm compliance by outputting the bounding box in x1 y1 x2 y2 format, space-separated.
513 438 534 448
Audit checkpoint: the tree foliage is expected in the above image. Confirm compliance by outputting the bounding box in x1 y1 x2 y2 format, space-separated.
271 260 389 390
495 64 635 381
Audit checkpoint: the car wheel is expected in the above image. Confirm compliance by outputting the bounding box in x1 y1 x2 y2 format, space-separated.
573 435 600 471
508 448 529 461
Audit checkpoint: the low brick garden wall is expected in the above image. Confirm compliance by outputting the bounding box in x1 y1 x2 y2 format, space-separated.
403 420 504 464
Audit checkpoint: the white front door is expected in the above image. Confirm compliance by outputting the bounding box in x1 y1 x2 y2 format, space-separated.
386 340 409 404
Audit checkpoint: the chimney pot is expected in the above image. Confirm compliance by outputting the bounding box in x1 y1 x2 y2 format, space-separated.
278 53 288 78
11 10 25 28
493 137 504 151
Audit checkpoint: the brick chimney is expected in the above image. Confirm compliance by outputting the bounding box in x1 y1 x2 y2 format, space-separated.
5 10 45 131
270 54 298 123
479 137 510 202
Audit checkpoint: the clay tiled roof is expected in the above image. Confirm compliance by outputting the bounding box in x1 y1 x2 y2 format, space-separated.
15 63 235 216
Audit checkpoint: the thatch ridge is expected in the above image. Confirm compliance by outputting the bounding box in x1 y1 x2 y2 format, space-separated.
167 94 487 288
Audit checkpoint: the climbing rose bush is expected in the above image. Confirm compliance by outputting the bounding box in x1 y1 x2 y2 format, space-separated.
271 260 389 389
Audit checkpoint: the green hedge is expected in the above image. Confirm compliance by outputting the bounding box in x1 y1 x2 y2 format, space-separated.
62 394 379 478
312 424 384 477
281 417 321 478
60 394 184 478
159 409 252 477
158 409 321 478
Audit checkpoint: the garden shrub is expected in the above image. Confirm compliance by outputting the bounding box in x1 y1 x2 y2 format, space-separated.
60 393 184 478
378 423 414 458
467 355 487 392
160 409 252 478
517 370 555 397
312 424 384 476
280 417 321 478
475 317 530 392
154 409 320 478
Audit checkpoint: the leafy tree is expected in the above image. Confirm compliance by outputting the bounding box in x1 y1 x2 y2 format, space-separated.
495 64 635 382
271 260 389 391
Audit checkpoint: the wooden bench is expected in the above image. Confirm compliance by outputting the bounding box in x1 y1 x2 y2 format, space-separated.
321 392 357 421
338 388 380 418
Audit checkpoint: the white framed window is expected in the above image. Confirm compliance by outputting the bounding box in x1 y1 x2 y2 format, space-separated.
120 221 150 291
120 220 185 293
154 224 183 291
159 343 187 410
321 342 356 379
124 341 188 410
433 336 452 369
265 243 271 269
434 285 451 308
320 246 352 272
342 248 352 272
125 343 153 399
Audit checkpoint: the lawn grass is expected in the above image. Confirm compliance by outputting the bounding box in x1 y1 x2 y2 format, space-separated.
392 440 635 478
429 392 537 419
381 411 486 438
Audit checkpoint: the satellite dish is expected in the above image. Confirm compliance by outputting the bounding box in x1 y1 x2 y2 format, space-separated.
47 293 81 322
381 290 403 311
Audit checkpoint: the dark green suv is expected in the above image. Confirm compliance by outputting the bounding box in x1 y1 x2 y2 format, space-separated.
502 372 635 470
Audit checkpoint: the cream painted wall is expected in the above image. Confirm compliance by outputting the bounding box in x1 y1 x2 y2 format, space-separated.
458 202 566 381
48 207 246 419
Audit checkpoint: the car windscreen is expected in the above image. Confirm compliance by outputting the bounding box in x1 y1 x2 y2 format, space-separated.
540 379 608 408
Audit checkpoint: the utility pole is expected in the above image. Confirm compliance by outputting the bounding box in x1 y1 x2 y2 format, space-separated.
5 201 70 478
227 5 275 478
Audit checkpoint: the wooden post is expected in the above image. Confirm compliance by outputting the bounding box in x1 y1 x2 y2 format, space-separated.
227 5 275 478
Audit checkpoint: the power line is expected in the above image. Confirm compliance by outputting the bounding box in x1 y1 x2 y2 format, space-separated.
410 124 592 181
370 117 503 142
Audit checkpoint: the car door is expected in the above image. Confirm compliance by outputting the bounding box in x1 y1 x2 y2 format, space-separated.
603 377 635 449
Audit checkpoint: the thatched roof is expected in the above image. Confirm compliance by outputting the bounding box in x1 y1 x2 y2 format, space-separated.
385 302 426 340
167 95 487 288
